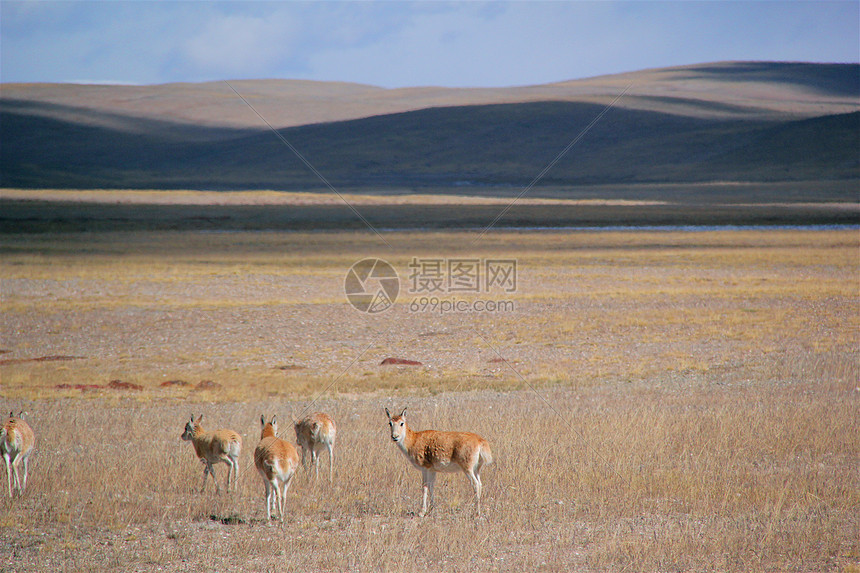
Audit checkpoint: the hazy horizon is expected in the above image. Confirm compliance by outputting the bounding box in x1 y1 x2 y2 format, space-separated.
2 1 858 89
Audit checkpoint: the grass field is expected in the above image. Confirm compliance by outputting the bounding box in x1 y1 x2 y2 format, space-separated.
2 185 858 233
0 227 858 572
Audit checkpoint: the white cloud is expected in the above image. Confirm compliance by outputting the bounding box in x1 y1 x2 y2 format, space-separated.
181 10 299 79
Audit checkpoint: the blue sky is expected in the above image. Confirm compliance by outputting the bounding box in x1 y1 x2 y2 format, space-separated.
2 1 858 87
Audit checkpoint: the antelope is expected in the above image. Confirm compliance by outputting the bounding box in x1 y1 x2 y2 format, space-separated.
255 415 300 521
385 407 493 517
294 412 336 482
1 411 35 498
180 414 242 494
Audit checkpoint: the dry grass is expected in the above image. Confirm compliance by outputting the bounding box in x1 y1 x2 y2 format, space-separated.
0 228 858 571
0 385 856 572
1 188 667 207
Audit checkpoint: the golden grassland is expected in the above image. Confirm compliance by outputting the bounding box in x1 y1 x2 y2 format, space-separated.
0 228 858 572
1 188 670 206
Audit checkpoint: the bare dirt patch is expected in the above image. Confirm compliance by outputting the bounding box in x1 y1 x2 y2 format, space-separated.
380 357 423 366
0 355 85 366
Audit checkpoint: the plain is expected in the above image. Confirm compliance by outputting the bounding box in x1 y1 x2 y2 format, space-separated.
0 227 857 572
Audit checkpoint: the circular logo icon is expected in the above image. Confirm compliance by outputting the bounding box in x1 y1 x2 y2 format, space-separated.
344 258 399 313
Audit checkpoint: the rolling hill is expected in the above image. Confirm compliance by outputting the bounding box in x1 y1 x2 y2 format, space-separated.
1 62 858 195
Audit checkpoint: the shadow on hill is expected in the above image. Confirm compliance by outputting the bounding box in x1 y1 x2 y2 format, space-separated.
684 62 860 97
2 98 858 191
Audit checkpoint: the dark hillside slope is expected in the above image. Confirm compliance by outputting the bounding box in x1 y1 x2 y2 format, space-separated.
677 62 859 96
1 99 857 191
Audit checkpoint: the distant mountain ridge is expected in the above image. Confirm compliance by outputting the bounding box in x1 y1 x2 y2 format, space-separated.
4 61 858 128
1 62 858 193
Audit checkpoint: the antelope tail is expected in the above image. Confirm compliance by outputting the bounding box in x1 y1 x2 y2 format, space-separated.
480 443 494 466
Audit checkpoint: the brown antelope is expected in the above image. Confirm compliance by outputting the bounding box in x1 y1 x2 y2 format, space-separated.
255 415 300 521
385 407 493 517
1 411 35 498
294 412 336 482
180 414 242 494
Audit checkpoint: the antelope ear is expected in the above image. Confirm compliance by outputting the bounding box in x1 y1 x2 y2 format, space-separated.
400 407 407 418
198 414 204 424
190 414 195 422
384 407 391 420
260 415 266 427
271 415 277 426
